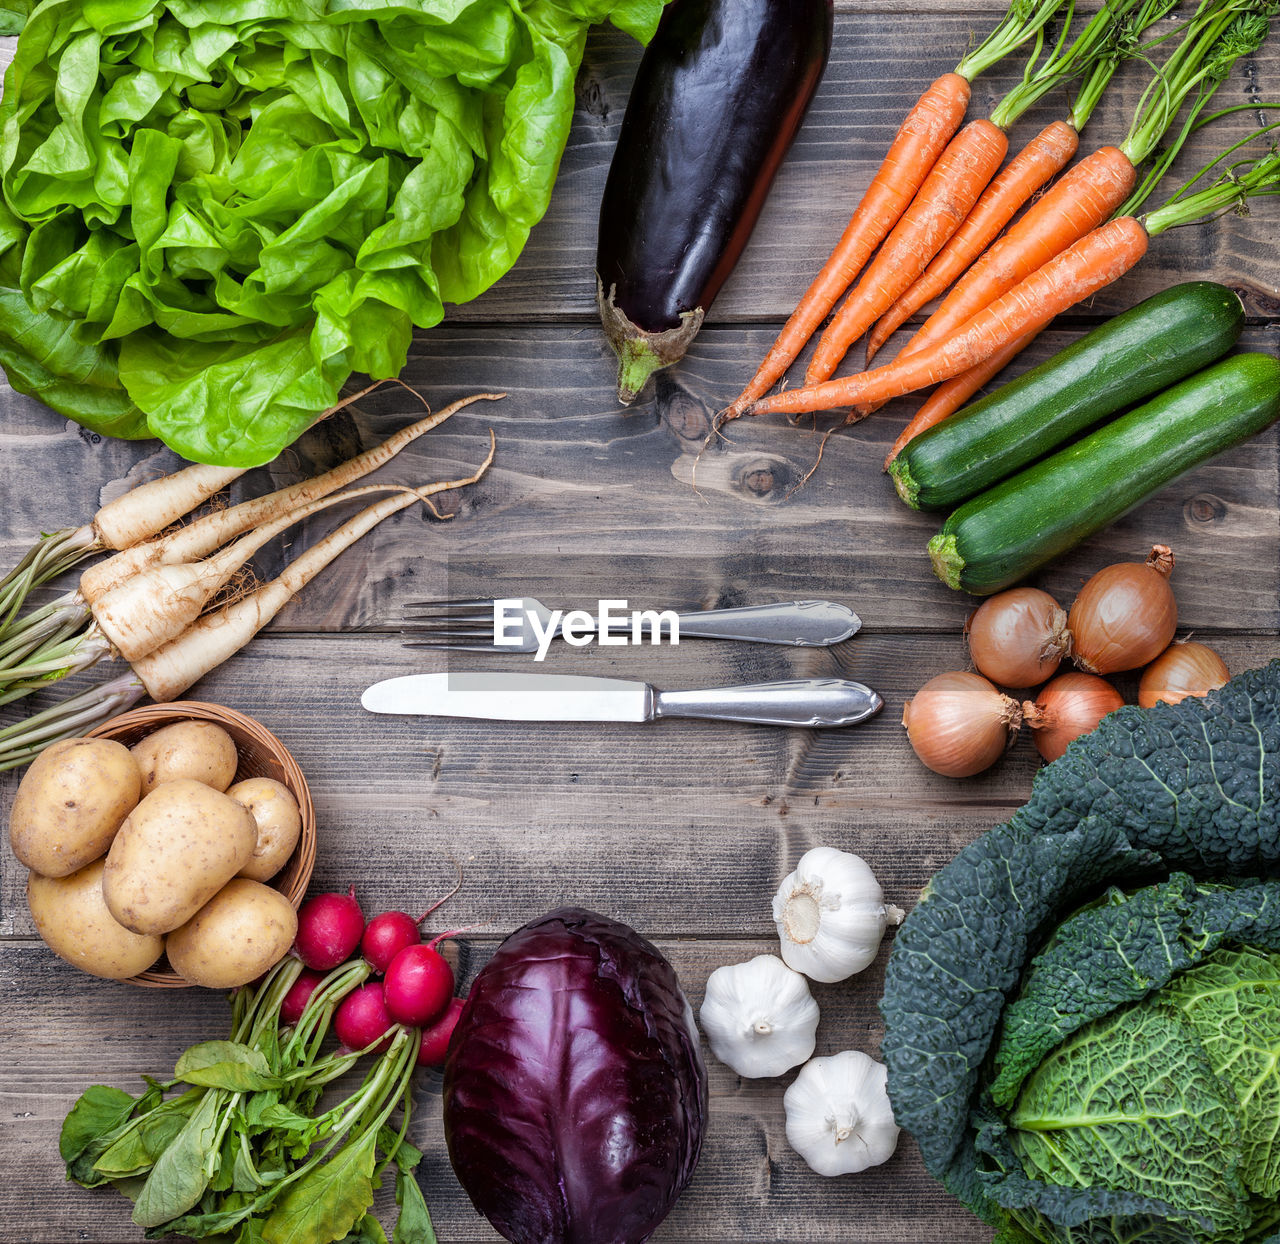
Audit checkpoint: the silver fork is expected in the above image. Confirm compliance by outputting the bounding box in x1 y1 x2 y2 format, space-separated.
401 597 861 652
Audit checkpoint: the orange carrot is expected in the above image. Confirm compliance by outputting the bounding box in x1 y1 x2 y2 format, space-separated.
865 122 1079 364
883 328 1042 468
749 217 1149 417
803 118 1009 385
889 146 1137 368
720 72 971 420
879 0 1268 374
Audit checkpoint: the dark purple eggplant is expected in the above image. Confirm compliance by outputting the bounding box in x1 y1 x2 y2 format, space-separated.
596 0 833 403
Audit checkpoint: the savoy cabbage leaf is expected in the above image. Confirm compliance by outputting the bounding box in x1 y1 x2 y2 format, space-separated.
989 875 1280 1107
1164 947 1280 1197
1007 1003 1250 1239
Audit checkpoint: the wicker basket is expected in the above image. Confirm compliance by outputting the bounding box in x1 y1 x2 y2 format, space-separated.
86 701 316 987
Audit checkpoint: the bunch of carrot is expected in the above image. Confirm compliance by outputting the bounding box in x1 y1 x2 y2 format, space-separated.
723 0 1277 459
0 387 500 768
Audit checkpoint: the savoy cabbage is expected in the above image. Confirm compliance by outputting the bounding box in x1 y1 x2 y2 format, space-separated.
880 659 1280 1244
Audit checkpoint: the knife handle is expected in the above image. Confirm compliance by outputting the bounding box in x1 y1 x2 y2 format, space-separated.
653 678 883 728
601 600 860 647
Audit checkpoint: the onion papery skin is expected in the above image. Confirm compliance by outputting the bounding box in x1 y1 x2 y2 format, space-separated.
967 588 1070 687
902 671 1022 778
1069 546 1177 675
1139 641 1229 708
1024 672 1124 762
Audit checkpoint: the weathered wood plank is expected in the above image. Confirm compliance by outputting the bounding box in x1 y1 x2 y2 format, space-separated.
3 324 1277 636
7 632 1279 941
0 942 985 1244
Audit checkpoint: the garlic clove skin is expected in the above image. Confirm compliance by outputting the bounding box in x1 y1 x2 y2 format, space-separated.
783 1050 900 1176
698 954 819 1078
772 846 906 983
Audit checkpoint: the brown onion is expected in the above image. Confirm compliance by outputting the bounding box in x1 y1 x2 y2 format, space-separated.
1023 672 1124 762
1069 545 1177 675
1138 640 1229 708
966 588 1070 687
902 671 1022 778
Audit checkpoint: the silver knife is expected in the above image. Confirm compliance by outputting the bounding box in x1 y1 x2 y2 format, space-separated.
361 672 882 728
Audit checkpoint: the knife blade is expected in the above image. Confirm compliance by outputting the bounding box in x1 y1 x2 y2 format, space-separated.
361 672 882 728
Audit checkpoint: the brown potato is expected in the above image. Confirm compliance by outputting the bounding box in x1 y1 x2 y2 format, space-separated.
103 779 257 935
28 859 164 980
131 720 239 795
167 879 298 989
228 777 302 882
9 737 141 877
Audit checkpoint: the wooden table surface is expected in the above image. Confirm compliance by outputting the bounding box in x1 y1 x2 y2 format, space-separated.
2 4 1279 1241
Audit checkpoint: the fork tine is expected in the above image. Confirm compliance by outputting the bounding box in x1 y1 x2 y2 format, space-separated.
402 597 495 610
402 612 491 625
400 626 494 640
402 639 504 652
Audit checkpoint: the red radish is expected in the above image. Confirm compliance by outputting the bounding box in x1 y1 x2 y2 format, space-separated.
417 998 465 1068
362 866 465 973
295 886 365 971
280 969 326 1026
334 982 395 1054
384 935 456 1027
362 911 422 974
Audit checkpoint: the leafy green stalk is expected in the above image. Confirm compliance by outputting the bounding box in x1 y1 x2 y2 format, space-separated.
1116 7 1278 215
0 672 144 771
1144 143 1280 233
1068 0 1181 131
0 526 96 639
1161 106 1280 201
285 959 374 1069
0 626 109 709
64 952 435 1244
991 0 1164 130
957 0 1077 82
0 591 87 669
1120 0 1277 169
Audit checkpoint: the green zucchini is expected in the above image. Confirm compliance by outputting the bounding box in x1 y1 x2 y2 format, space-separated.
891 281 1245 511
928 352 1280 595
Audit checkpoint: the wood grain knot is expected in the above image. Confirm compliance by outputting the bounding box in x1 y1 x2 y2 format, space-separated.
1186 493 1227 524
739 459 795 500
656 377 711 445
575 74 608 122
1235 281 1280 317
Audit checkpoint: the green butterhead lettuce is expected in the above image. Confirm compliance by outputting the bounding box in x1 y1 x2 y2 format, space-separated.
0 0 665 464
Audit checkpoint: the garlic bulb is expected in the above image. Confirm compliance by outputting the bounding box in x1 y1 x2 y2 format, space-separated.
783 1050 900 1176
698 955 819 1078
772 847 905 983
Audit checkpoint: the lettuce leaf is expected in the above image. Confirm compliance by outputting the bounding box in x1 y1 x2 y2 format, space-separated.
0 0 666 464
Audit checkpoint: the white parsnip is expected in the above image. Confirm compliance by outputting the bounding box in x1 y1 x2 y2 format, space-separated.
87 462 246 553
80 391 504 603
2 380 414 638
132 434 497 703
91 484 422 663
